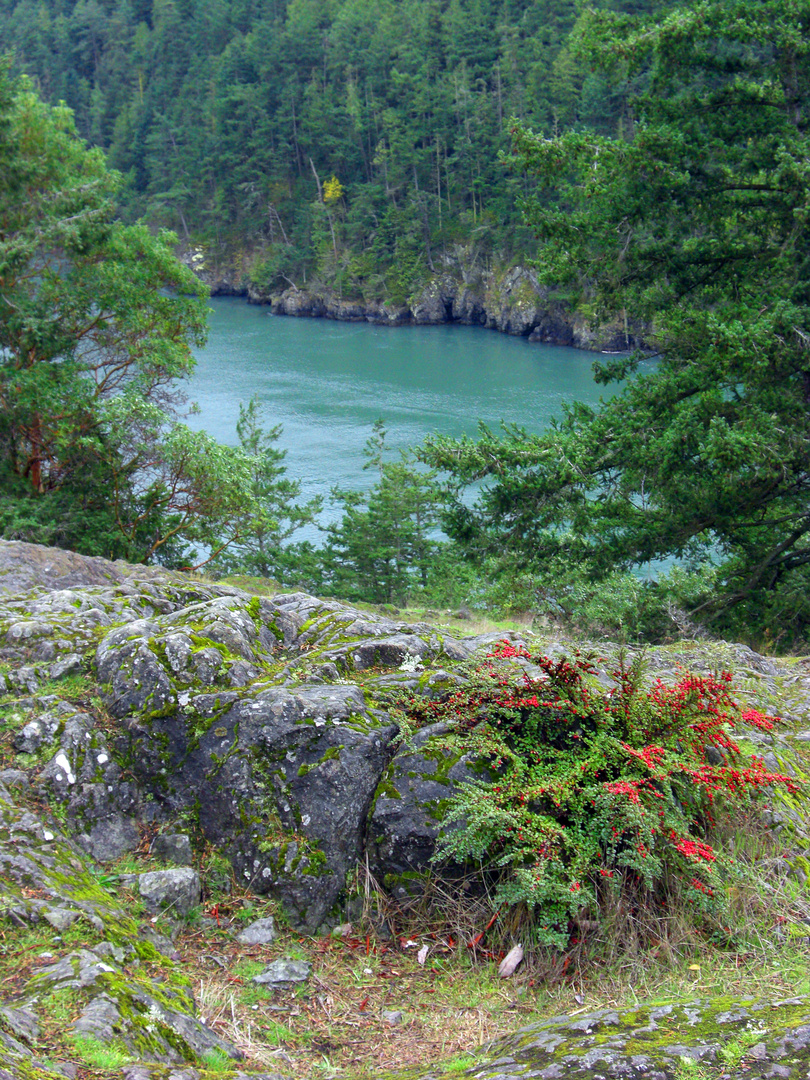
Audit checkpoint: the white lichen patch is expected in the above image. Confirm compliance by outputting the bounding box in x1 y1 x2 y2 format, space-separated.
54 752 75 785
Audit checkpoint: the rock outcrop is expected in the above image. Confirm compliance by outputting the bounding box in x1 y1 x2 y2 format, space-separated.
0 775 242 1078
183 244 644 351
2 539 810 1078
0 543 511 933
420 997 810 1079
261 266 641 351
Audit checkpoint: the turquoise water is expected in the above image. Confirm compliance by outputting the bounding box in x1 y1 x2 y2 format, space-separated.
186 298 612 533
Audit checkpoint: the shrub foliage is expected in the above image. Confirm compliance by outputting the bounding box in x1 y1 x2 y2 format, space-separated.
413 645 800 948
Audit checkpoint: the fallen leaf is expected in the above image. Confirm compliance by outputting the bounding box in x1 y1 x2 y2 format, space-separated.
498 943 524 978
417 944 429 966
688 964 701 971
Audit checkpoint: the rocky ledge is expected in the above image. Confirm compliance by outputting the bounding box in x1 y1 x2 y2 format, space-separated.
187 244 644 352
439 997 810 1079
1 540 810 1078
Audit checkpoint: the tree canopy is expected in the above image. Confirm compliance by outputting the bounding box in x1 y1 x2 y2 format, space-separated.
0 63 294 565
0 0 594 299
421 0 810 643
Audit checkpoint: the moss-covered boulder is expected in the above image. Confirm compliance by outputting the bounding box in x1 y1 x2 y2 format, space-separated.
417 996 810 1079
0 779 239 1075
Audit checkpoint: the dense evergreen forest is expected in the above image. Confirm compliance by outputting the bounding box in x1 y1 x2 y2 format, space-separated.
4 0 810 651
0 0 650 299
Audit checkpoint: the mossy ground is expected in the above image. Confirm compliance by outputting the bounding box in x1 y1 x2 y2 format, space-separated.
4 816 808 1080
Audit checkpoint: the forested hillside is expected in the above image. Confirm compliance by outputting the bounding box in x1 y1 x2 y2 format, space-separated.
6 0 810 652
0 0 648 299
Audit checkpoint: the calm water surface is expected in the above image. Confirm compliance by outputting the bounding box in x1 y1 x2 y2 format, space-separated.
187 298 612 531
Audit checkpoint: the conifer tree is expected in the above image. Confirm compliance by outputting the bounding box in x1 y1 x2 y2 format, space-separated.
422 0 810 641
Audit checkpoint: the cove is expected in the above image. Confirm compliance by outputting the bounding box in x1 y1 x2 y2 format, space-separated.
186 298 612 534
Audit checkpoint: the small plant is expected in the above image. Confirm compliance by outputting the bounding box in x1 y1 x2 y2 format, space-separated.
201 1047 233 1073
440 1053 478 1073
414 646 802 948
232 958 266 979
260 1018 298 1045
717 1027 768 1069
37 673 93 699
89 864 120 890
70 1032 132 1068
675 1057 707 1079
40 987 80 1024
238 982 274 1006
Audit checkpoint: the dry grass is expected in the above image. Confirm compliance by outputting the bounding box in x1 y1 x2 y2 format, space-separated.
166 852 810 1080
179 916 530 1078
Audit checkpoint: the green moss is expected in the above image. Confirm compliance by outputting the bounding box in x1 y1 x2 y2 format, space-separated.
189 633 232 660
70 1032 133 1068
145 702 178 722
383 868 428 891
300 846 328 875
297 745 343 776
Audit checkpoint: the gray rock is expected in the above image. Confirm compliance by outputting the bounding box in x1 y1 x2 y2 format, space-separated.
0 539 157 596
0 769 29 790
71 799 141 862
139 868 201 916
30 948 118 990
236 916 276 945
251 959 311 986
151 833 193 866
72 994 122 1042
0 1006 40 1044
14 713 61 754
72 983 239 1067
434 997 810 1080
367 722 487 898
114 669 398 930
42 907 81 931
49 654 83 680
232 1074 289 1080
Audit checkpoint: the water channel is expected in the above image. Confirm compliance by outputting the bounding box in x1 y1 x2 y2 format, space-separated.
186 297 613 536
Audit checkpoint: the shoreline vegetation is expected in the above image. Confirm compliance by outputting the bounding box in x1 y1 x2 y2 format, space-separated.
186 242 645 355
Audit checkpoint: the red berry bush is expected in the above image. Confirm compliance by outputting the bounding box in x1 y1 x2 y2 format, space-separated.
415 645 800 948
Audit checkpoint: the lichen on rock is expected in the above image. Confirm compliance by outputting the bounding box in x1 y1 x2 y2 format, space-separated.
1 540 810 1078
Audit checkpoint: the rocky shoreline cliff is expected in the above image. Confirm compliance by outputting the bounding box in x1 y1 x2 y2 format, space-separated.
186 245 644 353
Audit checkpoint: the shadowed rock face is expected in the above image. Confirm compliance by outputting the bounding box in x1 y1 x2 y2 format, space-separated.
0 543 509 932
2 541 810 1079
189 245 646 352
261 268 644 352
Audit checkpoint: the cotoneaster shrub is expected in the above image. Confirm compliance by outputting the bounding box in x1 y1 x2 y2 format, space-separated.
411 646 800 949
